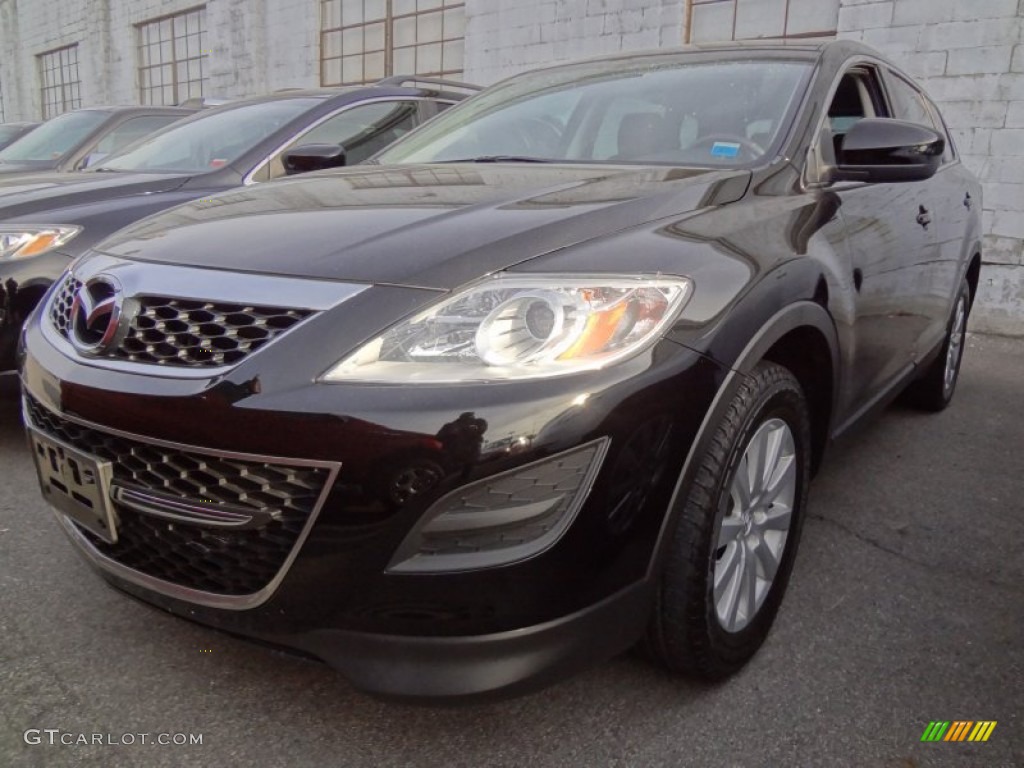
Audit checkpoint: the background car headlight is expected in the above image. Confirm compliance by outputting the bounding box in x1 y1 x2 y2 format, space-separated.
0 226 81 260
323 274 693 383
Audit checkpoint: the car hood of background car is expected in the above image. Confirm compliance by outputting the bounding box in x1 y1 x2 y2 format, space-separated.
0 171 190 220
96 164 751 290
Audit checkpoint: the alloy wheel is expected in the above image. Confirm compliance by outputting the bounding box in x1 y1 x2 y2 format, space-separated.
944 295 967 396
713 417 797 633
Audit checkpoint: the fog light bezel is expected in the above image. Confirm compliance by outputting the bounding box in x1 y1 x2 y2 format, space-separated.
387 437 610 574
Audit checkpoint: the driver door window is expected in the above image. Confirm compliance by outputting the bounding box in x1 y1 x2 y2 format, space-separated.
257 100 421 180
823 68 888 164
79 115 181 168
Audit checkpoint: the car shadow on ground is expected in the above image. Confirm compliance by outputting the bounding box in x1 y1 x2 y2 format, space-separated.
0 374 22 440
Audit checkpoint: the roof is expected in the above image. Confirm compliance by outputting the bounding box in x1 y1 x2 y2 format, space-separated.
76 105 196 115
220 79 480 108
515 39 881 75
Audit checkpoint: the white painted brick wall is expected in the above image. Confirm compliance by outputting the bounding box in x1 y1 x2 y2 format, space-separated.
838 0 1024 335
464 0 684 85
0 0 315 120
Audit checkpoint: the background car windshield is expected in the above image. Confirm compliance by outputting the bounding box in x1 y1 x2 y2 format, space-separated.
0 110 107 162
378 58 810 167
98 99 321 173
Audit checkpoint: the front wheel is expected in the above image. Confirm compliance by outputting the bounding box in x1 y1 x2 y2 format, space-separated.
645 361 811 679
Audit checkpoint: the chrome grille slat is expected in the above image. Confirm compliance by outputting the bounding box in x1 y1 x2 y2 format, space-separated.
49 272 313 368
25 394 331 596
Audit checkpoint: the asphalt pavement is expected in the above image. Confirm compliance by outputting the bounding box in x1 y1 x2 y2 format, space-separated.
1 334 1021 768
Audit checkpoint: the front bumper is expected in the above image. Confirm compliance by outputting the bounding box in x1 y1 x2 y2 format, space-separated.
21 283 725 699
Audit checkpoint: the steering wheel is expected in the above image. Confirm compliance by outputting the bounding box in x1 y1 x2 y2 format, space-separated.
493 117 563 157
686 134 765 161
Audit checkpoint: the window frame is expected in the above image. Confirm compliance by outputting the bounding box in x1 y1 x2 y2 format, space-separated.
38 44 82 120
685 0 841 43
803 58 895 187
320 0 466 87
136 6 209 106
882 68 956 166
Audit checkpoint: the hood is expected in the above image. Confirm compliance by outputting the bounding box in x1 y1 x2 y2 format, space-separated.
97 164 750 290
0 171 190 222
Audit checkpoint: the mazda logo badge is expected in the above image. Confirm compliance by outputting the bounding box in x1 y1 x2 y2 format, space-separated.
70 275 124 355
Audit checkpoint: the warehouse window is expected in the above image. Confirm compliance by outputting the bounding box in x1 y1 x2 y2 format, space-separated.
137 7 208 105
686 0 840 43
320 0 465 86
38 45 82 119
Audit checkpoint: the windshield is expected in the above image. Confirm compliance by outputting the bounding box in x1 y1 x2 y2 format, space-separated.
97 99 321 174
378 58 811 167
0 110 107 163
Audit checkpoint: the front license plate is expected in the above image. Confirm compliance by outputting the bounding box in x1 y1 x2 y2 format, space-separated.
28 427 118 544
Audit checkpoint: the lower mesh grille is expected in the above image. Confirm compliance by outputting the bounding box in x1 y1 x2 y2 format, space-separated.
25 394 331 596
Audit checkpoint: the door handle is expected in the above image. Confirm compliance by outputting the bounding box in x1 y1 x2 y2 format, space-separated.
916 206 931 229
964 192 972 210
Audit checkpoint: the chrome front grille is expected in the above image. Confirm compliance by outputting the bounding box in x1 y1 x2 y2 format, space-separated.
121 297 311 367
49 274 81 338
48 272 313 368
25 394 333 597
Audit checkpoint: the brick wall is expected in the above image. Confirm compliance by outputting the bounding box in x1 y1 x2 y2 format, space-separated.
463 0 684 85
836 0 1024 335
0 0 315 118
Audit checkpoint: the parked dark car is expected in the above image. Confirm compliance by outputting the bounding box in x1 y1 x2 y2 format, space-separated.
20 41 981 701
0 122 39 151
0 106 194 176
0 79 476 369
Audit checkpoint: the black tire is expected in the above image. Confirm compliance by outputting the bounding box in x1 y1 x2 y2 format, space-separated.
645 361 811 680
902 280 970 412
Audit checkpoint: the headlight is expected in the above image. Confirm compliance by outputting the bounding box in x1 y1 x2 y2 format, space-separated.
322 274 693 383
0 226 81 260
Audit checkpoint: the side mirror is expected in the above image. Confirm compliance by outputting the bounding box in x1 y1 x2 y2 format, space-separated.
281 143 347 175
832 118 944 183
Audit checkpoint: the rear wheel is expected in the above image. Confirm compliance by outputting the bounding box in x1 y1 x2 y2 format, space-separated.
903 280 970 412
645 361 811 679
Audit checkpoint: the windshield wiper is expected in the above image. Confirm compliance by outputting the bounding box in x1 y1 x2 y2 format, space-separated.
435 155 554 164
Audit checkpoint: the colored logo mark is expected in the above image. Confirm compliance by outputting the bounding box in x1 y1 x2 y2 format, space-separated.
921 721 997 742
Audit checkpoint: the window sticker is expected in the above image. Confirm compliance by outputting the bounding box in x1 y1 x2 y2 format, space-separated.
711 141 741 158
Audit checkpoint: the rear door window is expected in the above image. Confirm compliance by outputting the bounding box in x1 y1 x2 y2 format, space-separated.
885 72 952 163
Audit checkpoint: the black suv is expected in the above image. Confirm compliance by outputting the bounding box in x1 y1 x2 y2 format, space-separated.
21 43 981 701
0 106 194 176
0 78 477 369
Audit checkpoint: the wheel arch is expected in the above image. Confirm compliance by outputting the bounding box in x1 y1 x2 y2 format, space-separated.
719 301 839 476
964 251 982 311
648 300 840 578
